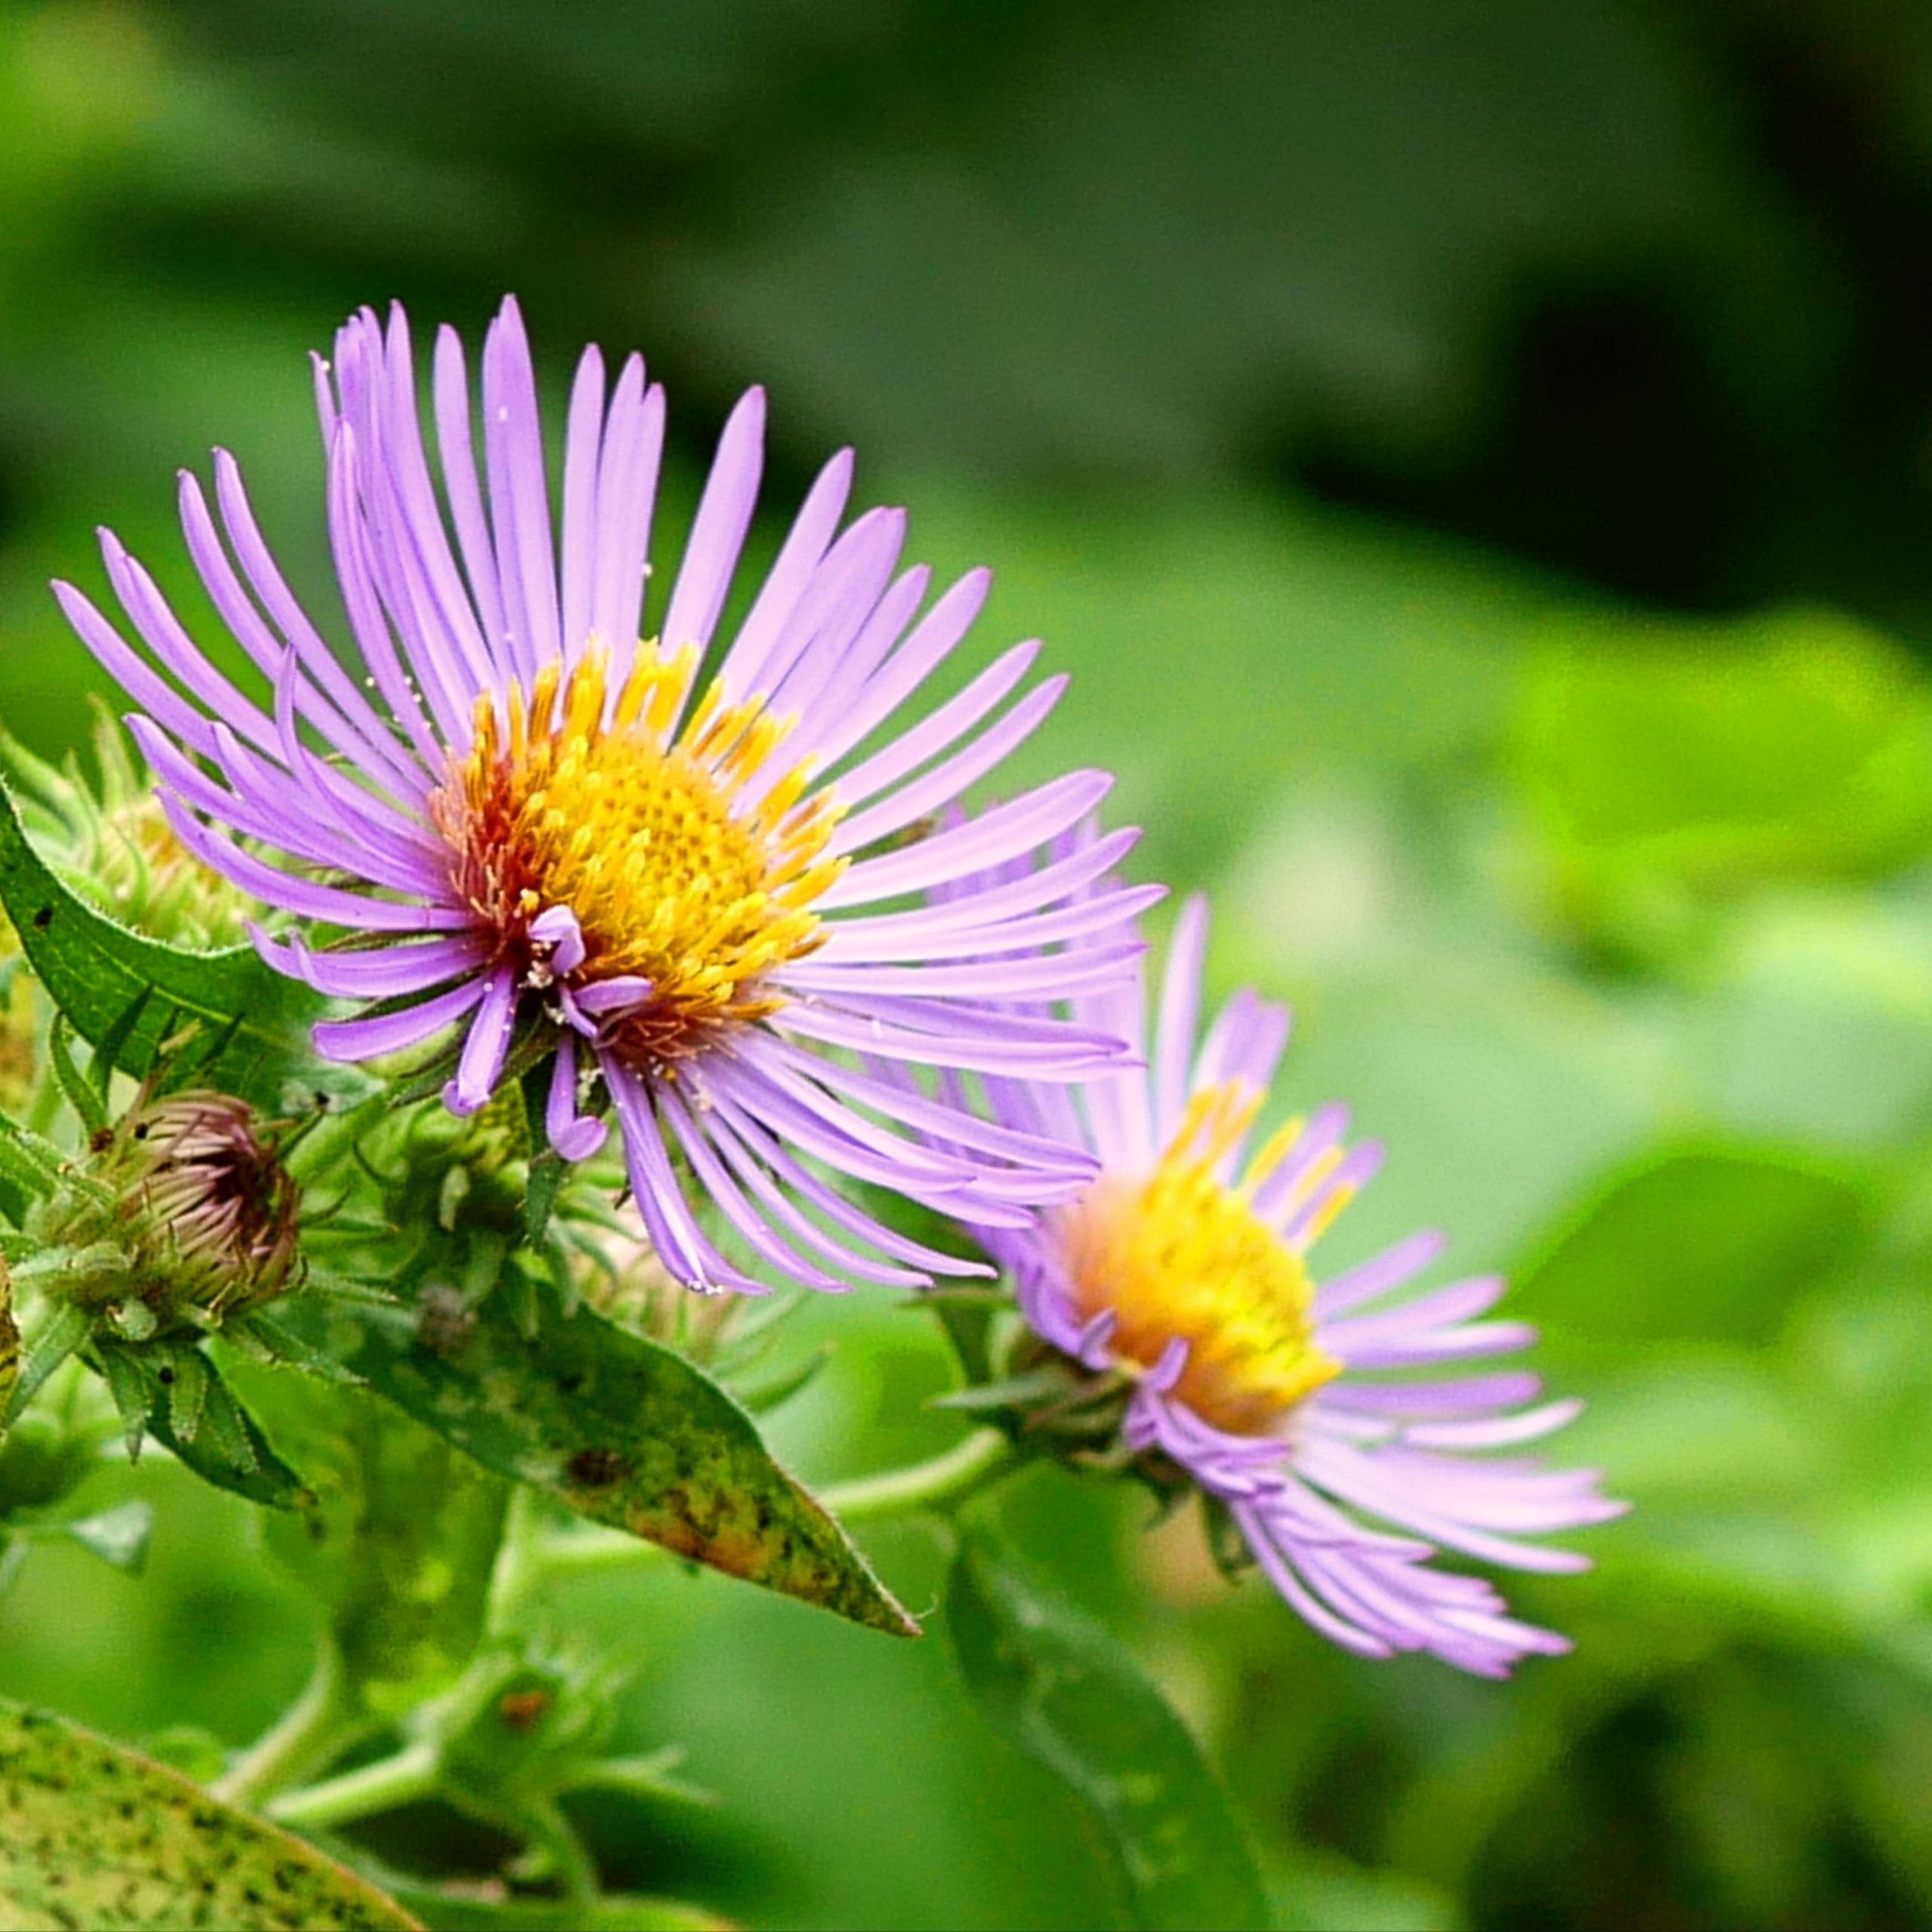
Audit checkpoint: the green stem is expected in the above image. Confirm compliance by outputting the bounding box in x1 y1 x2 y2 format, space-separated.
494 1428 1022 1612
815 1426 1018 1524
485 1484 556 1636
270 1752 601 1903
520 1792 601 1904
265 1740 440 1832
211 1637 368 1809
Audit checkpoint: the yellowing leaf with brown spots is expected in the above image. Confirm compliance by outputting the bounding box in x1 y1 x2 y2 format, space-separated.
273 1289 918 1637
0 1700 423 1932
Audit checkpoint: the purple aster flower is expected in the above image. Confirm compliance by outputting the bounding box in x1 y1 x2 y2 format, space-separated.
54 297 1154 1292
966 894 1624 1675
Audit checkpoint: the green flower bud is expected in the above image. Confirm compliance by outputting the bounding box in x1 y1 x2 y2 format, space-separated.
3 711 256 949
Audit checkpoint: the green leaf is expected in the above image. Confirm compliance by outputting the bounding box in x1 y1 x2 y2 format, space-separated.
61 1497 153 1573
1512 608 1932 961
272 1287 918 1637
0 770 367 1110
947 1537 1270 1932
94 982 156 1098
519 1059 565 1249
106 1343 312 1509
47 1014 108 1135
1510 1140 1875 1349
0 1113 73 1201
565 1748 712 1807
382 1883 732 1931
137 1726 229 1784
238 1367 509 1718
931 1364 1083 1412
2 1301 90 1432
729 1341 830 1416
0 1697 424 1930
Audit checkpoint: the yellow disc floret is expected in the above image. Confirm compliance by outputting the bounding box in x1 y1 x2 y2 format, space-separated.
1058 1082 1346 1435
433 643 845 1069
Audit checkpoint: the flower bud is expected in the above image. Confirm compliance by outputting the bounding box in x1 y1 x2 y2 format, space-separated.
33 1091 300 1332
5 712 254 949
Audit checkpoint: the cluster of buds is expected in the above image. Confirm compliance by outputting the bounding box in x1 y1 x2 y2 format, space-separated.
30 1091 300 1339
357 1086 817 1415
2 711 255 951
352 1088 556 1340
397 1635 703 1894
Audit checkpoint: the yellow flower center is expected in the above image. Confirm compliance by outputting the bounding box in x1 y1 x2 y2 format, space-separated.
1058 1082 1346 1435
433 643 845 1069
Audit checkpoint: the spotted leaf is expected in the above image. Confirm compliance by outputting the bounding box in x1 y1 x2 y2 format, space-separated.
0 1698 422 1931
274 1288 917 1637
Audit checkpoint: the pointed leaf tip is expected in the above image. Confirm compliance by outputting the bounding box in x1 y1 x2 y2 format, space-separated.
274 1289 918 1637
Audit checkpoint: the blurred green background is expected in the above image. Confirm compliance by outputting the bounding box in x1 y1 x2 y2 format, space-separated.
5 1 1932 1926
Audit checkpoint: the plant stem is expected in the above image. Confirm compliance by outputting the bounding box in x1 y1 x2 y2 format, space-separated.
485 1483 556 1636
211 1637 368 1809
815 1426 1018 1524
265 1740 440 1831
521 1792 601 1904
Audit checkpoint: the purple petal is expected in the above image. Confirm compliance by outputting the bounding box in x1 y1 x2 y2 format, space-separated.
604 1063 757 1291
444 967 518 1113
817 881 1163 966
657 1086 837 1292
571 974 654 1016
255 929 488 998
546 1032 608 1160
1154 895 1208 1146
1278 1138 1383 1245
481 295 562 681
208 451 431 804
560 342 607 659
593 364 664 677
802 568 990 772
529 903 586 975
765 565 931 779
1402 1400 1583 1450
820 771 1115 910
660 386 764 676
778 937 1141 1003
312 975 487 1060
432 321 512 681
158 795 466 931
718 446 854 700
1193 989 1291 1101
705 1094 990 1282
832 640 1041 817
1314 1229 1447 1320
828 674 1067 859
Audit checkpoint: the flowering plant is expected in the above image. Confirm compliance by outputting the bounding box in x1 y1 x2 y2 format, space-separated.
0 300 1614 1932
